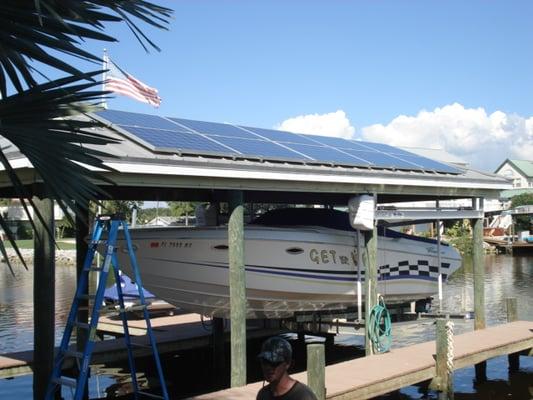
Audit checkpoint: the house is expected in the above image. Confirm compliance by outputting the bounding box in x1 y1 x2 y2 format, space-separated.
495 159 533 189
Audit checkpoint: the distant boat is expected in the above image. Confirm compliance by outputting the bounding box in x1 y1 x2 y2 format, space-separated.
113 208 461 318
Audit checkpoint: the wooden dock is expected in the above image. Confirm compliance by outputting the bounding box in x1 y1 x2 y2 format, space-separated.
484 237 533 254
189 321 533 400
0 313 282 379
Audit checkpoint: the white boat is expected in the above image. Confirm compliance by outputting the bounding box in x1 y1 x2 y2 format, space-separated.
114 208 461 318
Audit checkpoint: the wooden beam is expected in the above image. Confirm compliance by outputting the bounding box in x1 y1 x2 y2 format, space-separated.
76 202 89 400
472 216 485 330
506 298 520 372
363 223 378 356
32 197 55 400
228 191 246 387
472 213 486 382
307 343 326 400
429 319 454 399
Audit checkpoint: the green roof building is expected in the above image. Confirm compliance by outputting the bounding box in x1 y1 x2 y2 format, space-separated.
495 159 533 189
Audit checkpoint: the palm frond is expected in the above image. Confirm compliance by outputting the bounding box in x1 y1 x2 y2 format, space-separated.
0 71 119 231
0 1 172 97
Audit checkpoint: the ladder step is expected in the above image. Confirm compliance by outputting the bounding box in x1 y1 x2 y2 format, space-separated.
64 350 83 359
126 304 147 312
48 218 169 400
77 294 97 301
53 376 77 388
131 342 153 349
71 321 91 330
138 390 165 399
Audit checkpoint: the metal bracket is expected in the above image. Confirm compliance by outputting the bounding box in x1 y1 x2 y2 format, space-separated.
376 207 484 221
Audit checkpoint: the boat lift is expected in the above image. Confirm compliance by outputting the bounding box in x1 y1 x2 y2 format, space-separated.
291 200 483 335
375 199 483 315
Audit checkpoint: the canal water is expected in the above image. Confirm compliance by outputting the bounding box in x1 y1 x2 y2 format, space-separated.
0 254 531 399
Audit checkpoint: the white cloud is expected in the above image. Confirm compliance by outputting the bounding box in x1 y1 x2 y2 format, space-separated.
275 104 533 172
360 103 533 172
276 110 355 139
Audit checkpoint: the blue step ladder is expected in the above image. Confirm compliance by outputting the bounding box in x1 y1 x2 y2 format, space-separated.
45 214 169 400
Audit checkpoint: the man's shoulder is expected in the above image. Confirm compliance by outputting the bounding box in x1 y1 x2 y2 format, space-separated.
291 381 318 400
256 385 272 400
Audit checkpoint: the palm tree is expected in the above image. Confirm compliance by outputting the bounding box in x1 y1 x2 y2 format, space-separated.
0 1 173 271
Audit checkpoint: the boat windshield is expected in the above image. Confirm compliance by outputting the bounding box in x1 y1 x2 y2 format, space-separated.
251 208 447 246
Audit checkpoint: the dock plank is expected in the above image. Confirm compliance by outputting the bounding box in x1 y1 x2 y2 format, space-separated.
0 313 282 379
189 321 533 400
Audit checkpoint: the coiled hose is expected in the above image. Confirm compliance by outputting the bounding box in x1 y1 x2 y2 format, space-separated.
368 296 392 353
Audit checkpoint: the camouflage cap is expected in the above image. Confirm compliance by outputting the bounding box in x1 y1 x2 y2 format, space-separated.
257 336 292 364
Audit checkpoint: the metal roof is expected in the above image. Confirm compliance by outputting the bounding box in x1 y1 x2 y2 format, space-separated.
0 111 512 203
495 159 533 178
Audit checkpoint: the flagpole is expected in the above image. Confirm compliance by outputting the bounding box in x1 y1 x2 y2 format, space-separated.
102 49 108 109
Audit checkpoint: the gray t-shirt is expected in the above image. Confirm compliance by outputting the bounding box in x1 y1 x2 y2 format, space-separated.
256 381 318 400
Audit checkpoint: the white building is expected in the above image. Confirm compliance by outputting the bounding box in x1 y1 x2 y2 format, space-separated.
495 159 533 189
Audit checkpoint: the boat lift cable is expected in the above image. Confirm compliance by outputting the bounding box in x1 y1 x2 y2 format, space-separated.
368 296 392 353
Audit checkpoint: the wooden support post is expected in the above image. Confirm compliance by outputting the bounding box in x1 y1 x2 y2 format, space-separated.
506 298 520 372
228 191 246 387
212 317 226 386
429 319 454 400
472 217 485 330
472 212 486 382
363 223 378 356
506 297 518 322
307 343 326 400
33 197 55 400
75 202 90 400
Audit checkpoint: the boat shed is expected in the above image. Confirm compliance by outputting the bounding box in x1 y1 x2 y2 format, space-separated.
0 109 510 204
0 109 513 398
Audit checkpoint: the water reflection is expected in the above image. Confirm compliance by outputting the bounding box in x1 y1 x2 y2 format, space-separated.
0 262 77 353
0 255 531 399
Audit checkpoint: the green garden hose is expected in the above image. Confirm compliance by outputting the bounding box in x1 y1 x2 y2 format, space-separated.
368 296 392 353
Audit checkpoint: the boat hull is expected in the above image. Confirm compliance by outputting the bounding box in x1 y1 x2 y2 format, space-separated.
114 225 461 318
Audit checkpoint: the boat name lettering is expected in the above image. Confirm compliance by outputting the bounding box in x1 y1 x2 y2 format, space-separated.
159 241 192 248
309 249 358 265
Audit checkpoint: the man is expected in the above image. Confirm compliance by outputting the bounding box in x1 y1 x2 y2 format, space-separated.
257 336 318 400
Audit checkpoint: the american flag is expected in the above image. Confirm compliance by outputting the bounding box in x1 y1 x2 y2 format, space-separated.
105 59 161 107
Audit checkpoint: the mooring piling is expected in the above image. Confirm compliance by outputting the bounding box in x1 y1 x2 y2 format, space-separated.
307 343 326 400
228 191 246 387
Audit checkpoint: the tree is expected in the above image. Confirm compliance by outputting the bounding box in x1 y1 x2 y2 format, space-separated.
510 193 533 231
95 200 144 221
510 193 533 208
445 219 473 255
168 201 198 225
0 1 172 272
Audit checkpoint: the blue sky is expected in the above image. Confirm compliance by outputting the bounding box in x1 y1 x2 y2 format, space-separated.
77 1 533 171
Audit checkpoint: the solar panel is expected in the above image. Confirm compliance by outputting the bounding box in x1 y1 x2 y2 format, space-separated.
242 126 317 144
354 141 421 157
122 126 237 154
341 150 423 169
97 109 179 131
303 135 371 150
96 110 462 174
286 144 372 166
170 118 256 139
400 155 460 173
213 137 309 160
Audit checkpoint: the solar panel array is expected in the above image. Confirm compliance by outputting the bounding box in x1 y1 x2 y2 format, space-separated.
96 109 461 174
